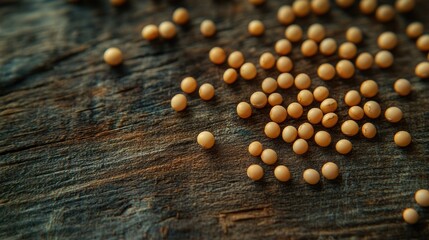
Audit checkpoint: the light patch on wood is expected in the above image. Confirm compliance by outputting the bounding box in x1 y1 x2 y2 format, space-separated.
218 205 273 233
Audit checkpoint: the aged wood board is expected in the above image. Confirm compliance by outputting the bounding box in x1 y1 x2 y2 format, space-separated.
1 0 429 239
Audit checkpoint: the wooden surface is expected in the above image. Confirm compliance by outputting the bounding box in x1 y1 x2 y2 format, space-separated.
1 0 429 239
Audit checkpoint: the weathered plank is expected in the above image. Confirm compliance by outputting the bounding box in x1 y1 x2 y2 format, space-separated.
1 0 429 239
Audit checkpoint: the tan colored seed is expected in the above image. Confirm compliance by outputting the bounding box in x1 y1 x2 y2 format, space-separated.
314 130 331 147
209 47 226 65
200 20 216 37
274 165 291 182
416 35 429 51
321 162 339 179
395 0 415 13
362 122 377 139
276 56 294 73
294 73 311 89
338 42 357 59
360 80 379 98
359 0 377 14
301 39 318 57
240 62 258 80
336 139 352 154
298 122 314 140
259 52 276 70
415 189 429 207
223 68 238 84
415 62 429 78
406 22 424 39
171 94 187 111
336 0 355 8
402 208 419 224
377 32 398 50
317 63 336 81
197 131 215 149
385 106 403 123
159 21 176 39
311 0 331 15
248 20 265 36
349 106 365 120
376 5 395 23
393 78 411 96
261 149 278 165
250 91 268 109
262 77 278 94
270 105 288 123
297 90 314 106
237 102 252 119
141 24 159 41
277 5 295 25
293 0 311 17
172 7 190 25
285 24 303 42
322 112 338 128
247 164 264 181
248 141 263 156
265 122 281 139
341 120 359 136
181 77 198 94
346 27 363 44
293 138 309 155
313 86 329 102
344 90 361 106
307 108 323 124
336 60 355 79
110 0 126 6
282 126 298 143
268 93 284 106
320 98 337 113
394 131 411 147
277 73 294 89
275 39 292 55
364 100 381 119
355 52 374 70
320 38 337 56
303 169 320 185
199 83 215 101
228 51 245 69
103 47 123 66
375 50 394 68
287 102 304 119
307 23 326 43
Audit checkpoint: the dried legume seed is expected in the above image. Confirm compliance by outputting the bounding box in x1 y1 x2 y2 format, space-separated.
197 131 215 149
303 169 320 185
385 106 403 123
248 141 263 156
282 126 298 143
314 130 331 147
237 102 252 119
403 208 419 224
321 162 339 179
171 94 187 111
247 164 264 181
261 149 278 165
394 131 412 147
361 122 377 139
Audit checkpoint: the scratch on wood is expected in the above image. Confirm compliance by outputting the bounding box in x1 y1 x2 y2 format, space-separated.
159 226 168 238
218 205 273 234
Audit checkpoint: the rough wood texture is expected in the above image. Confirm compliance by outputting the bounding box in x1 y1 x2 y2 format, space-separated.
1 0 429 239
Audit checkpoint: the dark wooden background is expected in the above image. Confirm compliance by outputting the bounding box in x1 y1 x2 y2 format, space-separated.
1 0 429 239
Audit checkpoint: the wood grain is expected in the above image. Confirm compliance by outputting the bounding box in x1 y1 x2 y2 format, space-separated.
1 0 429 239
